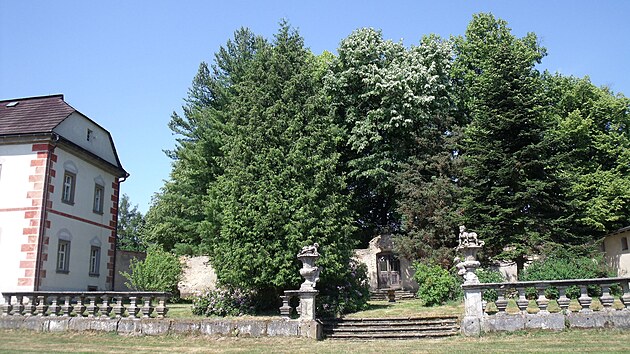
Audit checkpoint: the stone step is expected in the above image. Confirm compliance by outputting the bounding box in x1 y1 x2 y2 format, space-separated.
326 329 459 340
322 316 460 340
369 290 416 301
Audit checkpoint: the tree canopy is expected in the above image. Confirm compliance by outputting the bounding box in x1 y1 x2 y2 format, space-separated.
143 13 630 289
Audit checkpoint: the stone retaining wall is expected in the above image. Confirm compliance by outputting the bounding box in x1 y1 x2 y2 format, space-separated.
0 316 322 339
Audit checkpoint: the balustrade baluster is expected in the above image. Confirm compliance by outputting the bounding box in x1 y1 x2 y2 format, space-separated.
155 295 168 318
557 286 571 312
279 295 292 318
127 296 140 318
535 286 549 313
600 285 615 310
495 288 508 315
86 295 99 317
49 296 61 316
622 282 630 310
74 295 86 317
140 296 154 318
112 296 125 318
61 295 73 316
578 285 592 312
35 295 48 316
100 295 112 318
23 295 36 316
1 294 13 316
12 295 25 316
516 287 528 313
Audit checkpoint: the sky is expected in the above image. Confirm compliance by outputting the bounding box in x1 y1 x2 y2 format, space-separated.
1 1 629 213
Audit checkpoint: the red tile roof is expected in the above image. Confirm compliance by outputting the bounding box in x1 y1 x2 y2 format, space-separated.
0 94 75 136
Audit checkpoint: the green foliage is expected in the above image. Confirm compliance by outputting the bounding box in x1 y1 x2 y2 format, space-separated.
191 288 256 317
477 268 505 302
316 260 371 318
116 194 146 252
326 30 458 245
454 13 570 266
413 263 462 306
120 245 182 296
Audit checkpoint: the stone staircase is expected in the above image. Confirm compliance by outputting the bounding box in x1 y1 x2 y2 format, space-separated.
369 289 416 301
322 315 460 340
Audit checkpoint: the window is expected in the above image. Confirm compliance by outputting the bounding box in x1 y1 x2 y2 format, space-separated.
57 240 70 273
622 237 628 251
87 129 94 141
89 246 100 276
93 184 104 214
62 171 76 204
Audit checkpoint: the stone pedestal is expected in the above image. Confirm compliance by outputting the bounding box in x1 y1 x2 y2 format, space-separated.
297 290 318 320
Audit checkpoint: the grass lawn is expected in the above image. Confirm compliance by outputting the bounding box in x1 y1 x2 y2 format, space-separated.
167 299 462 320
343 299 462 318
2 328 630 353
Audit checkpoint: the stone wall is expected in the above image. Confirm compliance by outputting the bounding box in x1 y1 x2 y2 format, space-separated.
0 316 322 339
114 253 218 297
113 250 146 291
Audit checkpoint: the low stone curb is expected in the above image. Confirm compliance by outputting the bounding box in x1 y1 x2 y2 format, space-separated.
0 316 322 339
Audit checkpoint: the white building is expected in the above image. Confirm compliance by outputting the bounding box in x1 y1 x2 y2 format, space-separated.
604 226 630 276
0 94 127 295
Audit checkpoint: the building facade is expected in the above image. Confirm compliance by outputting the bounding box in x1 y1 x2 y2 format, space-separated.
604 226 630 276
0 95 127 296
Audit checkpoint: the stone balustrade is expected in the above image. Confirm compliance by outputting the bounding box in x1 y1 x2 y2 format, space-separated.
461 277 630 335
1 291 171 318
463 277 630 316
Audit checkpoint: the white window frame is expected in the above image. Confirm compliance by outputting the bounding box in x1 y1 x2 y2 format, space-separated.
93 184 104 214
57 240 70 273
89 246 100 276
62 171 76 204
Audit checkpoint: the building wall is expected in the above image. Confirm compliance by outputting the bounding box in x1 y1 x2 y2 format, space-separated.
38 146 118 291
604 229 630 276
113 250 146 291
353 235 419 292
53 112 119 166
0 142 46 293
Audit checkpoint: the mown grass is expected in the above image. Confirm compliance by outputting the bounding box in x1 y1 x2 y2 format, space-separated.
2 328 630 353
343 299 462 318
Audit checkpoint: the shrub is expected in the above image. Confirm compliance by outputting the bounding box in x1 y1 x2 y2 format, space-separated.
191 288 256 317
316 260 370 318
477 268 505 302
521 250 614 299
413 263 461 306
120 245 183 298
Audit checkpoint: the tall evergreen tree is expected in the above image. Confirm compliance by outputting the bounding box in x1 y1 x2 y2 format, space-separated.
143 29 266 254
204 22 356 295
454 14 563 268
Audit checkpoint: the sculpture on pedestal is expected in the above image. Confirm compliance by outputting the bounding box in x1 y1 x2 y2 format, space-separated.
297 243 321 291
455 226 484 285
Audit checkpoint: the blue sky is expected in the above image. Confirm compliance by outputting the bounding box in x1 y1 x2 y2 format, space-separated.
1 1 628 213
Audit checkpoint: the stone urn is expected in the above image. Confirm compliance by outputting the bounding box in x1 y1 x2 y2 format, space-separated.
297 243 321 291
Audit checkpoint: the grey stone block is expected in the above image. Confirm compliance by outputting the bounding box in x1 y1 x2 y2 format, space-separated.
47 317 70 332
267 319 299 337
461 316 481 336
567 312 612 329
234 320 267 337
170 320 201 335
610 311 630 329
200 320 235 336
117 318 142 335
0 317 25 329
298 320 322 340
68 317 92 331
22 317 46 331
141 319 172 336
482 314 525 332
90 318 119 332
525 313 565 331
